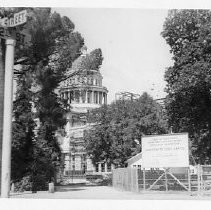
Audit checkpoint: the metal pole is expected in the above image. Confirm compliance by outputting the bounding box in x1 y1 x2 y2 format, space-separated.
143 168 146 191
0 38 5 196
1 38 15 198
197 164 201 196
165 168 168 192
188 167 191 192
136 167 139 192
130 167 133 191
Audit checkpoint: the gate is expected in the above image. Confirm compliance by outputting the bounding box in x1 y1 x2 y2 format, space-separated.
137 167 194 192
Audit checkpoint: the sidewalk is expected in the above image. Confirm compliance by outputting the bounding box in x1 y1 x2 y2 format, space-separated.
10 185 211 200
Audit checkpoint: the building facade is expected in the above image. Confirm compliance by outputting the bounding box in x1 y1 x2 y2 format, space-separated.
58 53 109 176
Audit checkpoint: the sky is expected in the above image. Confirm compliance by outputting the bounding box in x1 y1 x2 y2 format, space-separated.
54 8 173 103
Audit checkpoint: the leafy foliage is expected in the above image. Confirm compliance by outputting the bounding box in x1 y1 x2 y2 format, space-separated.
12 72 35 182
71 48 103 72
162 10 211 164
85 92 167 167
0 7 85 190
27 8 84 189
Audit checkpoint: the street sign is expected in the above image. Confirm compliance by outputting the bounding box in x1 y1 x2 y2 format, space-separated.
0 10 27 28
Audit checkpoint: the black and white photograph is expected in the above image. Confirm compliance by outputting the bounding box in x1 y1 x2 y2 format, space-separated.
1 1 211 209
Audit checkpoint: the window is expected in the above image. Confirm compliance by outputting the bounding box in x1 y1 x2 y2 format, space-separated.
72 155 75 161
82 154 86 162
99 92 102 104
75 91 80 103
101 163 105 172
81 164 86 173
107 164 111 172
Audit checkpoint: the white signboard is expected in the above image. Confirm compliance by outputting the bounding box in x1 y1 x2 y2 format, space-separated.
142 133 189 168
0 10 27 28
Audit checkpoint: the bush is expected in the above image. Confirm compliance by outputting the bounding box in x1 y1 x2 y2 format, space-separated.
86 173 112 186
101 173 112 186
14 176 32 192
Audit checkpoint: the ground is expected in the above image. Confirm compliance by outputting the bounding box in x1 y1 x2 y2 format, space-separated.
9 184 211 200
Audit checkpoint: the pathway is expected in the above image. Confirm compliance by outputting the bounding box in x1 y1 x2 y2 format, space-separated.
10 185 211 200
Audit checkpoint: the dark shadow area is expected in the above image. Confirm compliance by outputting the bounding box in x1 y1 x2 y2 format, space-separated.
55 183 112 192
56 188 86 192
10 191 34 196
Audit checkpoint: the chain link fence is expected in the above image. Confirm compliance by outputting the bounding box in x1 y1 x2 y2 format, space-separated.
112 165 211 195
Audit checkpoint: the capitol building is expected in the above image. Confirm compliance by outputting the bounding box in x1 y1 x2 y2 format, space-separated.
58 49 111 177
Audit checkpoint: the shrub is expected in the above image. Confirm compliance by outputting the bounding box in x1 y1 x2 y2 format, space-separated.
14 176 32 192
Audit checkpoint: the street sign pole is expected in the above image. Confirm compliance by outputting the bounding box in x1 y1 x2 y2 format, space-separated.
0 9 27 198
1 38 15 198
0 38 5 196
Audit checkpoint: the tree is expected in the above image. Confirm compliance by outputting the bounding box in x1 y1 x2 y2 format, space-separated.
71 48 103 73
25 8 84 190
12 71 35 182
0 7 85 190
161 10 211 164
85 92 167 167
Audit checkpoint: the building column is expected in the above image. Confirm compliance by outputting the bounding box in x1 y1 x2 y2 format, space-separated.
98 163 102 173
105 163 108 172
85 90 88 103
98 92 100 104
92 91 95 104
103 93 106 104
96 91 98 104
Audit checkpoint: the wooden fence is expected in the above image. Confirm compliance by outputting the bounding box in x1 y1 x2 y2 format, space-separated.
112 167 138 192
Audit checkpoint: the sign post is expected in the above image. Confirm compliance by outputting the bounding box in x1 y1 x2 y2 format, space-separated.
1 38 15 197
0 9 27 198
